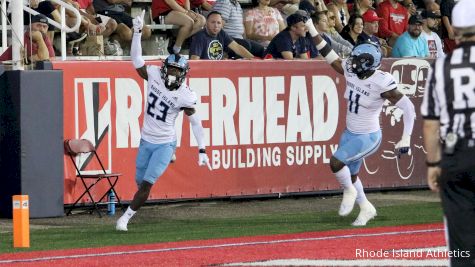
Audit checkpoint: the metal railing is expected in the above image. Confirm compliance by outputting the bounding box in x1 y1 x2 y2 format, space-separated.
1 0 81 67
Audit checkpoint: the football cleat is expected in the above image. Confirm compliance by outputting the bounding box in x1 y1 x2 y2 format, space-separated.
338 185 357 216
352 200 377 226
116 216 128 231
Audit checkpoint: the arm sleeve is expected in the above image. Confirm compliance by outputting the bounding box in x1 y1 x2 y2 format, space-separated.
131 32 145 68
188 113 206 150
395 95 416 136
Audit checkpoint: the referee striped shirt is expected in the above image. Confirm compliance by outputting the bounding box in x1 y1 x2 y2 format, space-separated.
421 41 475 140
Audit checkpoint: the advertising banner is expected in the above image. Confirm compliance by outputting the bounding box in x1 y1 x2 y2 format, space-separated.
54 58 431 204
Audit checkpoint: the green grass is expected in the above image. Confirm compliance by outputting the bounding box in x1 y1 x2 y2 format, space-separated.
0 202 443 254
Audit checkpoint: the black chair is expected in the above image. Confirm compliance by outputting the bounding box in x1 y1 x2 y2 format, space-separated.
64 139 123 217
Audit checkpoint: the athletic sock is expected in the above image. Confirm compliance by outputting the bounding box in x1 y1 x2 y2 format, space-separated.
122 206 137 221
334 166 352 189
172 45 181 54
353 177 368 204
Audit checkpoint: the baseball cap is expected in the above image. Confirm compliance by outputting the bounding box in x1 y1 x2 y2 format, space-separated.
362 10 382 23
420 10 441 19
298 0 316 15
286 12 308 27
31 14 49 25
408 14 423 25
452 0 475 28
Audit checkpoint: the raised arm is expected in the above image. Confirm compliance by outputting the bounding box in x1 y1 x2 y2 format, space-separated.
305 18 344 74
131 10 148 80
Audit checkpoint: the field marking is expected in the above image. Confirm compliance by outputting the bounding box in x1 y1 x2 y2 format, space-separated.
0 228 443 264
222 259 449 266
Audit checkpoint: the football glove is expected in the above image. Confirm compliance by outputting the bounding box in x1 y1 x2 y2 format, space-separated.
132 10 145 33
198 152 212 171
395 134 411 155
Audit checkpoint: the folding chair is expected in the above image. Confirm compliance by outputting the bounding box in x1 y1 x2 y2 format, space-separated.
64 139 123 217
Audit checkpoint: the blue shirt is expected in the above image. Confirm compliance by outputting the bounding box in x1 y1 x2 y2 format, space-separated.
265 30 308 59
391 31 429 58
189 29 234 60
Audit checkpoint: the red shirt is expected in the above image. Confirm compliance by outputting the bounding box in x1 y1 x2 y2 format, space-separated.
75 0 93 9
376 1 408 38
152 0 186 19
0 31 55 61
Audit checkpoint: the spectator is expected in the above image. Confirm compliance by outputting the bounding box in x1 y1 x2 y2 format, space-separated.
189 11 255 59
73 0 118 37
391 14 429 57
94 0 152 44
265 12 309 59
326 10 354 56
326 0 350 33
244 0 286 48
351 0 374 16
152 0 205 54
340 14 364 45
440 0 456 54
357 9 391 56
0 14 55 63
420 10 443 58
402 0 417 16
269 0 300 17
312 11 353 57
212 0 265 58
376 0 408 47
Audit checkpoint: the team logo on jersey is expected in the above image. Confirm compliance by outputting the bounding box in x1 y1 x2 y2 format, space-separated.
74 78 112 174
208 40 224 60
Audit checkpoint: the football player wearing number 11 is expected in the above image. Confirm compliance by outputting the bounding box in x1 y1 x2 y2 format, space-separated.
116 10 212 231
305 17 416 226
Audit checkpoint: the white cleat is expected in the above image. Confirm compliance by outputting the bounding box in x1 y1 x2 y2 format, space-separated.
116 216 128 231
338 185 357 216
352 200 377 226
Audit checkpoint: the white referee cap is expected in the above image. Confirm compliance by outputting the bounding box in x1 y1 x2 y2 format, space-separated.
452 0 475 28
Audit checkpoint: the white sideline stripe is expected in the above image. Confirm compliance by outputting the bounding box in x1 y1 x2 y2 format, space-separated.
0 228 443 264
222 259 449 266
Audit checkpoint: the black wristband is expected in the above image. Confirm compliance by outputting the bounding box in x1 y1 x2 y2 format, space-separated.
425 160 440 167
199 148 206 154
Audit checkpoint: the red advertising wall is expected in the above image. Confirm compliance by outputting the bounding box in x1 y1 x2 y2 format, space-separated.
53 58 431 204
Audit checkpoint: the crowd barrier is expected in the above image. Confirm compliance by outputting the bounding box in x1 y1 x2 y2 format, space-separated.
54 58 432 204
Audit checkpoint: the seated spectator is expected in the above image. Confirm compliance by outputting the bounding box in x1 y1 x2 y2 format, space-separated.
326 10 354 56
244 0 286 48
311 11 352 57
73 0 118 37
340 14 363 45
189 11 255 59
0 14 55 63
326 0 350 33
212 0 265 58
376 0 408 47
440 0 456 54
403 0 417 16
265 12 309 59
152 0 205 54
351 0 374 16
357 9 391 56
94 0 151 44
391 14 429 57
420 10 444 58
269 0 300 17
191 0 214 16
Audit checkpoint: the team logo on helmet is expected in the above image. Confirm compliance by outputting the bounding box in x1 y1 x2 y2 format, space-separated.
347 42 382 79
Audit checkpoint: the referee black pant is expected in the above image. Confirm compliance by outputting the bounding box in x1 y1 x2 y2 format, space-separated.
440 141 475 267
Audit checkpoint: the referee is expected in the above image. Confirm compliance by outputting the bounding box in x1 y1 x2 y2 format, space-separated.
421 0 475 265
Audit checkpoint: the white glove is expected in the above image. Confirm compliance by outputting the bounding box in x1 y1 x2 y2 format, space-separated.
198 152 212 171
305 18 319 37
395 134 411 155
132 10 145 33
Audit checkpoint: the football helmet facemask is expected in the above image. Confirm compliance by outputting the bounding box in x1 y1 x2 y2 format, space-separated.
160 54 190 90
